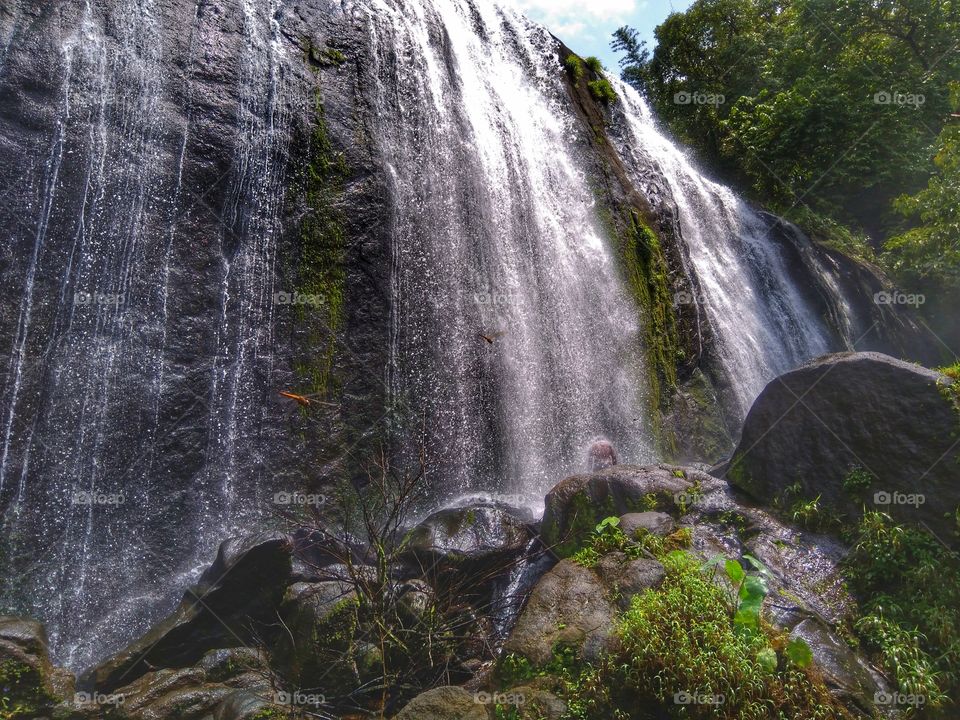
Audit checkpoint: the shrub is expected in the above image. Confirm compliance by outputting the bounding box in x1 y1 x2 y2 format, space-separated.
615 551 853 719
583 56 604 74
563 54 584 82
842 466 873 494
587 78 617 104
843 512 960 709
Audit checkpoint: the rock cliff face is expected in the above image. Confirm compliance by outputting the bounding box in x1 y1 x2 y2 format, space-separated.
0 0 392 669
0 0 932 671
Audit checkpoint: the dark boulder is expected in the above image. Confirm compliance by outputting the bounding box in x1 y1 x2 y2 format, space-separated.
403 502 534 577
85 533 294 692
727 352 959 542
541 465 703 557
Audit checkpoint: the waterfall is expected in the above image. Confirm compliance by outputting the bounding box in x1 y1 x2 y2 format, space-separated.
0 0 291 671
364 0 655 506
611 86 838 416
0 0 858 673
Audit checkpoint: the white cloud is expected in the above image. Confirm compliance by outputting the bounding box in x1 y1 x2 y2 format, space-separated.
510 0 639 38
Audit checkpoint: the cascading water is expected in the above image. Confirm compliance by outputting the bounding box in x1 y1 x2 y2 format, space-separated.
611 85 842 416
365 0 655 506
0 0 291 670
0 0 862 675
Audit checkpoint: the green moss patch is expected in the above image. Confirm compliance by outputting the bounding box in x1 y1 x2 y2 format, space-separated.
295 92 348 398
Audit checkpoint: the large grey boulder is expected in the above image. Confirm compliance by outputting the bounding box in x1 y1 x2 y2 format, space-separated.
542 465 701 556
403 502 533 576
503 560 617 665
727 352 959 542
393 686 490 720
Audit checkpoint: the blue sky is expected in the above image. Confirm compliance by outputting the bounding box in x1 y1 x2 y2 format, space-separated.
512 0 695 73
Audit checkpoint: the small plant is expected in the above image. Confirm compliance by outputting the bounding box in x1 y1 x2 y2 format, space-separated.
587 78 618 104
639 492 658 511
563 54 584 82
790 494 822 528
584 56 604 74
842 466 873 494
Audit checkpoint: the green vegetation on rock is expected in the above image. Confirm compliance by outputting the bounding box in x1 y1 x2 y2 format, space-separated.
501 539 851 719
295 91 348 398
587 78 618 104
0 660 56 720
563 54 584 83
843 511 960 710
608 211 681 449
583 56 604 74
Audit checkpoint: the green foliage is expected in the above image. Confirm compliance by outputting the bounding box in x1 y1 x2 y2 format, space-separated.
588 78 618 104
785 637 813 668
612 0 960 288
0 661 56 720
564 54 585 82
583 56 604 74
613 551 852 719
886 81 960 285
790 494 822 528
843 511 960 708
842 466 874 494
295 92 348 398
600 209 680 449
572 517 692 568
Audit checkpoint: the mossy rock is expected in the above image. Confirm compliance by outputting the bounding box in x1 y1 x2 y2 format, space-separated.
0 617 68 719
541 465 698 557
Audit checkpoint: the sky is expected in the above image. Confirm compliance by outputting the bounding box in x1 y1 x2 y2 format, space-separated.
511 0 695 73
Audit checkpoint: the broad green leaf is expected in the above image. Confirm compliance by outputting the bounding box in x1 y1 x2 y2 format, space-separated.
725 559 746 585
786 637 813 668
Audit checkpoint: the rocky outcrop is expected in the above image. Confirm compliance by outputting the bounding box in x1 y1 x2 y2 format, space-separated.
541 464 704 556
85 533 295 692
727 352 959 542
403 502 534 577
392 685 490 720
503 559 619 665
